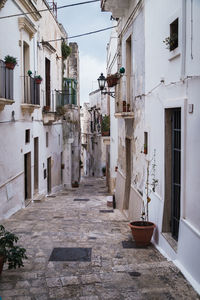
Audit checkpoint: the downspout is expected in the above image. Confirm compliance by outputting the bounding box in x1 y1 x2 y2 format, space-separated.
181 0 186 80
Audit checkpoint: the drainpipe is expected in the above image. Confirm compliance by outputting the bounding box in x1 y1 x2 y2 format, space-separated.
181 0 186 80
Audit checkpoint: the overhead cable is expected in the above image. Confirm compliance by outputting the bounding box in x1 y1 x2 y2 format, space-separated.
0 0 100 20
40 26 117 43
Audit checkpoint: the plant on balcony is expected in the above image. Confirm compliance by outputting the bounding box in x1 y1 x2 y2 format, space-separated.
43 105 50 113
61 42 71 60
106 73 120 87
128 150 158 246
27 70 32 76
163 33 178 51
56 105 66 116
0 225 27 275
4 55 17 70
101 115 110 136
35 75 42 84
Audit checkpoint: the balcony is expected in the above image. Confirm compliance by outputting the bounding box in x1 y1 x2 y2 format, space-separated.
42 91 57 125
0 60 14 111
21 76 40 114
115 100 134 119
56 89 77 112
101 0 130 18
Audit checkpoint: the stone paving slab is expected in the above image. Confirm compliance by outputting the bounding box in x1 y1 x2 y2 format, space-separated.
0 177 199 300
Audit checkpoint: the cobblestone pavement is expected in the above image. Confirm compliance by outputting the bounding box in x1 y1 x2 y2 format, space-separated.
0 177 199 300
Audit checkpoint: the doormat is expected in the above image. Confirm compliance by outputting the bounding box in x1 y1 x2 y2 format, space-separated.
99 210 114 213
49 247 92 262
74 198 90 202
122 241 148 249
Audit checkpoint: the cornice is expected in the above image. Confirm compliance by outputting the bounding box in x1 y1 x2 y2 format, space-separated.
18 0 41 21
42 41 56 53
18 16 37 39
0 0 7 10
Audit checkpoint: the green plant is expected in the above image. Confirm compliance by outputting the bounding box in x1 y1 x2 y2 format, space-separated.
27 70 32 76
4 55 17 65
35 75 42 80
0 225 27 270
102 166 106 175
163 33 178 51
142 149 158 221
101 115 110 132
61 42 71 60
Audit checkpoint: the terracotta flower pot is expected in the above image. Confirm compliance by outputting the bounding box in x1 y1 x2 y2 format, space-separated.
106 75 119 87
0 256 4 275
5 62 16 70
128 221 155 246
35 78 42 84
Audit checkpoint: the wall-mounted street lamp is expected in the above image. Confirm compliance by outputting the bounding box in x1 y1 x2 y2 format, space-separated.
97 68 125 99
97 73 115 98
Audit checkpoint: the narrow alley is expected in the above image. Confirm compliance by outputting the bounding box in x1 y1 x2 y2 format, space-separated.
0 178 199 300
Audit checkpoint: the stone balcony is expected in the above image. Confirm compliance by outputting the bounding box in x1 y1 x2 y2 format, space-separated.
101 0 130 17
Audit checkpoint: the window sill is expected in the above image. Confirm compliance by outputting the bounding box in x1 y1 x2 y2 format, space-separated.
168 47 181 61
21 103 40 114
114 112 134 119
0 98 15 111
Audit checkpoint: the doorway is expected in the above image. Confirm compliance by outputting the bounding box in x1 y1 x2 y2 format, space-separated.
163 108 181 242
24 152 31 201
34 137 39 194
45 58 51 107
124 138 132 210
47 157 51 194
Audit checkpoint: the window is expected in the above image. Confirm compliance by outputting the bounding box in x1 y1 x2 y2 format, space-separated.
170 18 178 51
144 132 148 155
46 132 48 147
25 129 30 143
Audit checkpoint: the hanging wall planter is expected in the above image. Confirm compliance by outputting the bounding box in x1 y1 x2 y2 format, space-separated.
106 73 119 87
35 75 42 84
4 55 17 70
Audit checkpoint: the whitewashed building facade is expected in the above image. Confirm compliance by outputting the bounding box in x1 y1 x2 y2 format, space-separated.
102 0 200 292
0 0 80 219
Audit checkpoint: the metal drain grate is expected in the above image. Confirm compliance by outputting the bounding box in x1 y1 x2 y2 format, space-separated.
47 195 56 198
99 210 114 213
84 184 93 187
129 271 141 277
122 241 148 249
74 198 90 202
49 247 92 262
88 237 97 240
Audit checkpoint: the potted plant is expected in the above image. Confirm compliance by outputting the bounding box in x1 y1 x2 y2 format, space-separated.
35 75 42 84
102 166 106 176
0 225 27 275
4 55 17 70
106 73 120 87
43 105 50 112
129 150 158 246
27 70 32 76
101 115 110 136
72 181 79 188
163 33 178 51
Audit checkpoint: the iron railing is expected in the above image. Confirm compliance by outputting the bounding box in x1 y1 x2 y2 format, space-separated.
0 60 13 100
23 76 40 105
55 90 77 107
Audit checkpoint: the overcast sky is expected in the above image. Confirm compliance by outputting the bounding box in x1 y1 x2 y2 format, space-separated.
56 0 112 104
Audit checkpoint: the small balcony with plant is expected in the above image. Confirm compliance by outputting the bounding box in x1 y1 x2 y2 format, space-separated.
21 70 40 114
55 78 77 115
0 56 16 111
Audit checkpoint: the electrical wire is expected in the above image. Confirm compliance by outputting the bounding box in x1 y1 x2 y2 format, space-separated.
40 26 117 43
0 0 100 20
